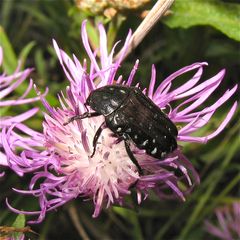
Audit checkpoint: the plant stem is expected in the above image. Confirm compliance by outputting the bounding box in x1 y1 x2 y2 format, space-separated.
115 0 175 60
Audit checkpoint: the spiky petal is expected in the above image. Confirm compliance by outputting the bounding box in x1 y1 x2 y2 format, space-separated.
0 47 47 176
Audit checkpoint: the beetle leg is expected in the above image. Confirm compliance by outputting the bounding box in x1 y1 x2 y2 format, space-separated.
123 134 143 175
63 112 101 126
84 103 88 111
113 137 123 145
90 122 106 158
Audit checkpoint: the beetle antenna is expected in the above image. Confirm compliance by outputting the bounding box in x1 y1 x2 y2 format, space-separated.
63 112 88 126
63 112 101 126
63 115 83 126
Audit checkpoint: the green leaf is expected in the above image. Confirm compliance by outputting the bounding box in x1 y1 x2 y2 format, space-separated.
35 48 48 80
164 0 240 41
0 0 14 29
0 26 18 73
12 214 25 228
113 207 144 240
19 41 36 67
12 214 26 240
86 21 100 51
107 15 126 50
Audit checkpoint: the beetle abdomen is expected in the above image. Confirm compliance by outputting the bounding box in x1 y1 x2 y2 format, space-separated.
130 126 177 159
110 112 177 159
106 87 178 159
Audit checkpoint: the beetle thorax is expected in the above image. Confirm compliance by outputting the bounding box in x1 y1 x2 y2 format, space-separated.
86 85 131 116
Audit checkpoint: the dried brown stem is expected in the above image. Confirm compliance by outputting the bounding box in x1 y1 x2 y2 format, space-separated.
68 204 90 240
115 0 175 61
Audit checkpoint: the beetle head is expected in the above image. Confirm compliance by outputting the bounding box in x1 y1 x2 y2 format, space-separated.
86 85 131 116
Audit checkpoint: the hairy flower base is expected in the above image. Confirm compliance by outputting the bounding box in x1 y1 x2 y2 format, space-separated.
2 20 237 223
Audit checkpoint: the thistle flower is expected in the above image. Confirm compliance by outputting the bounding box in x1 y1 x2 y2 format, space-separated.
2 21 237 223
205 202 240 240
0 47 47 177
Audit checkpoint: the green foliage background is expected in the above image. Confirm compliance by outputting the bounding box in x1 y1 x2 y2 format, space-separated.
0 0 239 239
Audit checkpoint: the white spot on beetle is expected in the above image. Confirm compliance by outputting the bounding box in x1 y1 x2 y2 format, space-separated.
110 99 119 107
141 139 149 146
109 87 114 91
134 135 138 139
116 127 122 132
126 128 131 133
161 152 166 158
154 114 158 119
152 138 156 143
114 114 120 121
120 89 126 94
151 147 157 155
102 96 108 100
164 135 167 139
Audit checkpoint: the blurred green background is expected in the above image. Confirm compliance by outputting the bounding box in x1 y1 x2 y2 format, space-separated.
0 0 239 239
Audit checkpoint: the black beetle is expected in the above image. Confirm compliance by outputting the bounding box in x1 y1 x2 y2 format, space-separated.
64 85 178 175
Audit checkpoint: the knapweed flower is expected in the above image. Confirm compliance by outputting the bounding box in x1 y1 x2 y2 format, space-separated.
205 202 240 240
2 20 237 223
0 46 47 177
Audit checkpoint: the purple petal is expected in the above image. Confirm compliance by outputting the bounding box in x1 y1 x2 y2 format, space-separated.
148 65 156 99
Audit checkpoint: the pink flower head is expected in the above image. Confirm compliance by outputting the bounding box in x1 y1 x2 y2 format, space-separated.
0 47 47 177
205 202 240 239
2 20 237 223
